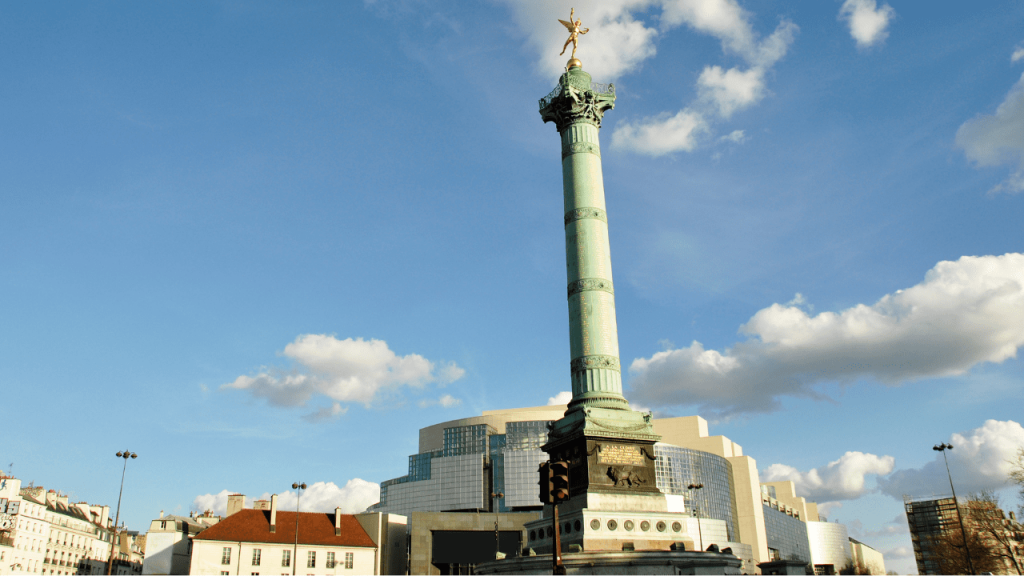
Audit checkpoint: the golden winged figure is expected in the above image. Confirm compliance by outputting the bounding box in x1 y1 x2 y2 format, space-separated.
558 8 589 60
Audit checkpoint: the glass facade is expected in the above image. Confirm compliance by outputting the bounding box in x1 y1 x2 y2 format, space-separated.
763 504 810 563
443 424 495 456
653 443 738 541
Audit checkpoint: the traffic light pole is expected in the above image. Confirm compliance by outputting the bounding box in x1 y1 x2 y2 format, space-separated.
552 503 563 575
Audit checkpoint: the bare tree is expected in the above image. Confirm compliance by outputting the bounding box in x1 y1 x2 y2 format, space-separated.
967 492 1024 575
928 519 1003 575
1010 447 1024 518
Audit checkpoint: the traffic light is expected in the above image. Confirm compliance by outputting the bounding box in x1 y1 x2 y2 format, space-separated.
550 461 570 503
538 462 551 504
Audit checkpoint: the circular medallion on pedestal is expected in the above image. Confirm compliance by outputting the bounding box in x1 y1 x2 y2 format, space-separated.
640 520 651 532
565 522 572 534
529 530 536 541
624 520 634 531
656 521 667 532
672 521 682 532
590 519 600 530
574 520 582 532
607 519 617 530
547 527 553 537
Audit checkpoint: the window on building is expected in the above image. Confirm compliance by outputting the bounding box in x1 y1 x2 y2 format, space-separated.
307 551 316 568
252 549 261 566
281 550 290 567
326 552 335 568
345 552 353 569
160 521 166 529
221 547 232 565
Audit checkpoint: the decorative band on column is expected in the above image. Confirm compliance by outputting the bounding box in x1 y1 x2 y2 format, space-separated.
564 207 607 226
567 278 614 298
561 141 601 160
570 354 621 374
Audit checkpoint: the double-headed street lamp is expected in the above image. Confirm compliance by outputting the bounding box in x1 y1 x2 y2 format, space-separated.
107 451 137 576
291 482 306 576
687 483 704 552
933 443 974 575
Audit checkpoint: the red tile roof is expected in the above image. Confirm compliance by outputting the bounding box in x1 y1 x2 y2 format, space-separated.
194 509 375 548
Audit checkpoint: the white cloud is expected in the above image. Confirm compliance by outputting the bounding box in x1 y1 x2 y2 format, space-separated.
418 394 462 409
628 253 1024 416
956 72 1024 194
612 109 708 155
816 501 842 520
498 0 658 80
718 129 746 144
302 402 347 423
191 489 240 516
193 479 381 516
698 66 764 118
838 0 895 48
1013 47 1024 63
884 546 913 560
262 480 381 514
223 334 464 412
878 419 1024 498
763 452 895 502
547 391 572 405
497 0 795 156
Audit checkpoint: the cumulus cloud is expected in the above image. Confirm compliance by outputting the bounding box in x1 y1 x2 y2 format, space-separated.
816 501 842 520
499 0 658 80
838 0 895 48
547 391 572 405
191 489 240 516
498 0 795 156
265 480 380 514
223 334 464 412
193 479 380 516
956 72 1024 194
418 394 462 409
612 109 708 154
763 452 895 502
1013 47 1024 64
628 253 1024 416
878 419 1024 498
718 129 747 144
302 402 347 423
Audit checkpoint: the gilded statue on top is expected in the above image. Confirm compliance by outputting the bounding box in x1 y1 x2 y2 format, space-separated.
558 8 589 62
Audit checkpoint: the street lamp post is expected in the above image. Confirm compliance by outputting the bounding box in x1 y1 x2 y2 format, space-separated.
934 443 974 575
490 491 504 559
687 483 704 552
291 482 306 576
107 451 137 576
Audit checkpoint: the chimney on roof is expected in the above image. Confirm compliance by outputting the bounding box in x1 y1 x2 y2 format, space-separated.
57 494 69 508
226 494 245 517
335 507 342 536
269 494 278 533
159 510 164 518
45 490 57 507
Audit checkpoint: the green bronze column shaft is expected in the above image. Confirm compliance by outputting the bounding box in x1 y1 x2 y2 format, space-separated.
541 65 629 413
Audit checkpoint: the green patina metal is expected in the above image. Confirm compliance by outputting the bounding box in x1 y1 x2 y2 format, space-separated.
539 65 659 451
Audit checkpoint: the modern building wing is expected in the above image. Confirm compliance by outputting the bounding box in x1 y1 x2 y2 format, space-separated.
369 405 882 575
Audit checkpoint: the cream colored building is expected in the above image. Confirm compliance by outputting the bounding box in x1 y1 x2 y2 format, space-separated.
849 538 885 574
0 473 141 576
190 493 405 575
141 511 219 575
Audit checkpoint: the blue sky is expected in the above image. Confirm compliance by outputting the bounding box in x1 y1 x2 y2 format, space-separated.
3 1 1024 573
